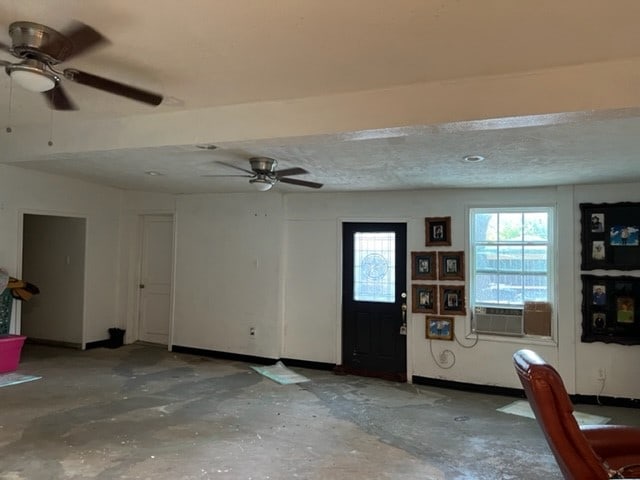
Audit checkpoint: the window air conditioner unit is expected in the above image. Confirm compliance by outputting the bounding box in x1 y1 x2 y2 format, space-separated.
473 306 524 336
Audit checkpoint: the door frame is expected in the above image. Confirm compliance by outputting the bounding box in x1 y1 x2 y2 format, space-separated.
132 213 176 348
336 218 411 378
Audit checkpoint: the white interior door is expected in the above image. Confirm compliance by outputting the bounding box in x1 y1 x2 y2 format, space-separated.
138 215 173 344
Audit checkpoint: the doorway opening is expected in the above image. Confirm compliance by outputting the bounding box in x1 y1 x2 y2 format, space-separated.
21 213 86 348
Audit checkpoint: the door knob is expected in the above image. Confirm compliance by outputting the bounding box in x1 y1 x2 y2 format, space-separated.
139 284 145 289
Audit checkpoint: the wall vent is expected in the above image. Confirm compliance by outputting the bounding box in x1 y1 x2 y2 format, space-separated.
473 306 524 336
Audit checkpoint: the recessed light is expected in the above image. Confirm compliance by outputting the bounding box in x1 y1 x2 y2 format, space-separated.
145 171 163 176
462 155 485 163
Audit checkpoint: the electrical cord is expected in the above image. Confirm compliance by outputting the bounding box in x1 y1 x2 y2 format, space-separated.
596 377 606 406
430 331 480 369
454 330 479 348
429 339 455 369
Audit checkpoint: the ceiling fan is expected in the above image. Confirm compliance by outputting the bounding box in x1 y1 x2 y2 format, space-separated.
0 21 163 110
203 157 323 191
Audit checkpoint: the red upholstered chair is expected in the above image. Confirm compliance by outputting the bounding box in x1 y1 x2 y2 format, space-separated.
513 349 640 479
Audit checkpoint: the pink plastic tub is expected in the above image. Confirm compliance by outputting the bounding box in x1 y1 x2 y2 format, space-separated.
0 335 26 373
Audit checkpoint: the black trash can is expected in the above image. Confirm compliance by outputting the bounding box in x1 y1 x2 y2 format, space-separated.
107 328 126 349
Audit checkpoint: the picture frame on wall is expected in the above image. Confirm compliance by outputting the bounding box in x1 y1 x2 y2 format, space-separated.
581 274 640 345
425 217 451 246
425 315 454 341
439 285 466 316
580 202 640 270
438 251 464 281
411 252 437 280
412 284 437 314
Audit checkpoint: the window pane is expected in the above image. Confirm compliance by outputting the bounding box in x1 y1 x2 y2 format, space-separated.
523 275 548 301
474 213 496 242
498 245 523 272
475 273 498 303
498 274 523 304
524 212 548 241
353 232 395 303
524 245 547 272
475 245 497 271
498 213 523 241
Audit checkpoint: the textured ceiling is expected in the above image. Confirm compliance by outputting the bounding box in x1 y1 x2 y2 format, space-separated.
1 1 640 193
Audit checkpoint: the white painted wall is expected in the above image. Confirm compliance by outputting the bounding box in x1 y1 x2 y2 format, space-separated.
281 185 640 399
172 193 284 359
0 164 122 344
2 162 638 399
573 183 640 399
21 214 86 345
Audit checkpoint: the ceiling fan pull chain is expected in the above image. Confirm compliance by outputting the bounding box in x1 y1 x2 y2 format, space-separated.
5 77 13 133
47 92 54 146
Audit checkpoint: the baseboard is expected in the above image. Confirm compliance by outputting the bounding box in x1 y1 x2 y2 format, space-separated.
85 339 110 350
412 375 523 398
412 375 640 409
25 337 83 350
171 345 276 365
169 346 337 371
279 357 335 371
572 394 640 409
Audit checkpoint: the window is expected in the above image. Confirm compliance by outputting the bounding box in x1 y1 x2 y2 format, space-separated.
470 208 554 308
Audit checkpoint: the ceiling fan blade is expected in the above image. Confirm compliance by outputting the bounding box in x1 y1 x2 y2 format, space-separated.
63 68 163 106
275 167 308 178
214 161 255 175
42 85 77 110
280 177 323 189
200 174 253 178
59 21 109 60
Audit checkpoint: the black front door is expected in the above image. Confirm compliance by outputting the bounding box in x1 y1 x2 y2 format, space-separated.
341 222 407 381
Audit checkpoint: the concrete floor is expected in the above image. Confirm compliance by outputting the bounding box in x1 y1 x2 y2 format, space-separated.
1 344 639 480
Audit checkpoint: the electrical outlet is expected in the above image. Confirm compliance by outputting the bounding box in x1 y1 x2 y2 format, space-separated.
597 368 606 380
249 327 256 336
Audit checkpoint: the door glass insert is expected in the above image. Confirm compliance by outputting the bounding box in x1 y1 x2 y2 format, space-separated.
353 232 396 303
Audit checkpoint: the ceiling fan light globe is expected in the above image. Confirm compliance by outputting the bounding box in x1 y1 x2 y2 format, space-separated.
10 70 55 91
6 60 59 92
250 178 274 191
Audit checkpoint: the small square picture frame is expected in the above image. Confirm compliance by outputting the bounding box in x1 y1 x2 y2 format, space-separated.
411 252 437 280
425 315 454 341
439 285 466 316
412 284 437 313
438 251 464 281
425 217 451 246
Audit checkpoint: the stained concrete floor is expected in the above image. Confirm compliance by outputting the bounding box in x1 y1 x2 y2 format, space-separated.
1 344 639 480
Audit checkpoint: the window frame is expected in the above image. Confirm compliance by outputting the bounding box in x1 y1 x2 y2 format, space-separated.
468 206 556 340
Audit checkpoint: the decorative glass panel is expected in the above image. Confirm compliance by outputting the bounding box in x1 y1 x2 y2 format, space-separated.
353 232 395 303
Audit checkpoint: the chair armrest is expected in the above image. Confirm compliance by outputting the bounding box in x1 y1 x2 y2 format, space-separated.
582 425 640 458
